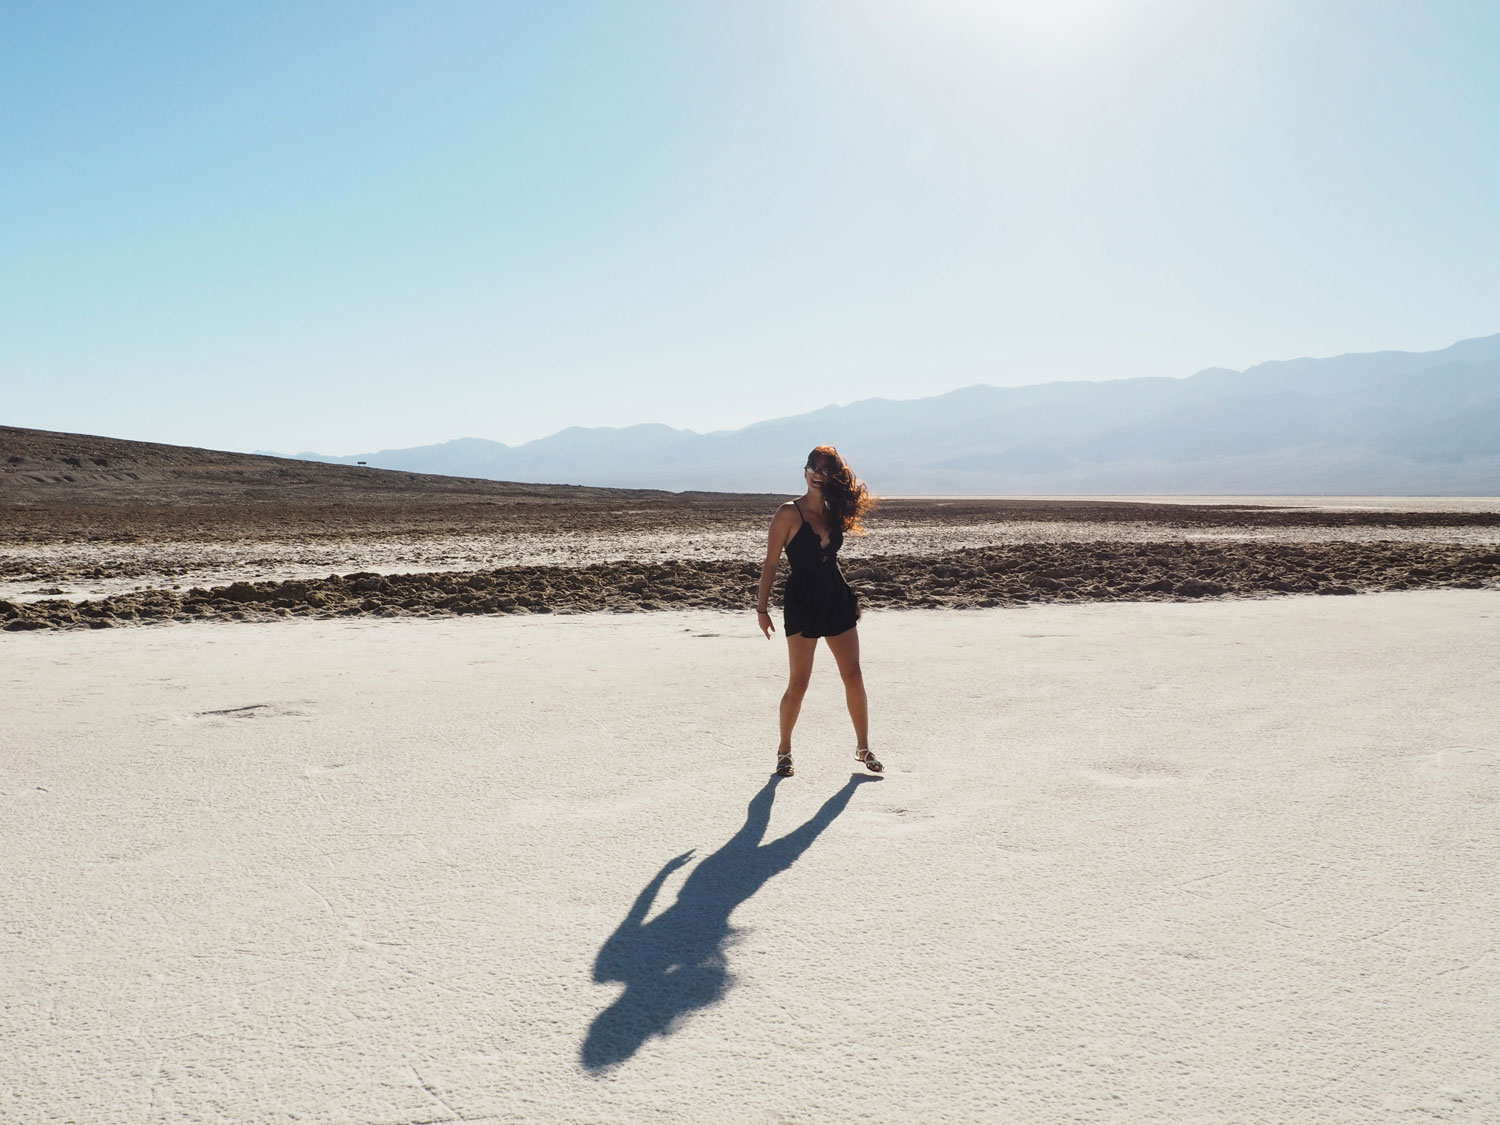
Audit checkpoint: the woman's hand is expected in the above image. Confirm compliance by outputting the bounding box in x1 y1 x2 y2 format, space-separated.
757 609 775 639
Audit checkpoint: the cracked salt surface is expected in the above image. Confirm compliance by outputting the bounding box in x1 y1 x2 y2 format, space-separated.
3 591 1497 1123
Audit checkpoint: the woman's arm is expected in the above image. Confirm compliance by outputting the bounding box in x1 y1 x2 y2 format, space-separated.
756 503 797 639
592 850 694 981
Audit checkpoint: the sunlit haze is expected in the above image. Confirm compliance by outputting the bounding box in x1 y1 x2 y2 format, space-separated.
3 1 1497 454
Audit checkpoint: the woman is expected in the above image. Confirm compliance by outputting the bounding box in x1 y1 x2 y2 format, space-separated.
755 446 883 777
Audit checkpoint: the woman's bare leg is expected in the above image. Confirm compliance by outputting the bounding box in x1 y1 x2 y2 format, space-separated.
824 627 868 751
780 634 818 753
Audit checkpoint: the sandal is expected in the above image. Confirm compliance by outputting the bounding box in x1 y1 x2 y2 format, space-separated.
775 752 795 777
855 749 884 773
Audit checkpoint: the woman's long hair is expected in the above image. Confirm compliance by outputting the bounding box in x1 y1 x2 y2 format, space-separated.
807 445 875 535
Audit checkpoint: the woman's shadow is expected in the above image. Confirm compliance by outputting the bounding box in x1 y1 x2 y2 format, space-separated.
581 772 881 1070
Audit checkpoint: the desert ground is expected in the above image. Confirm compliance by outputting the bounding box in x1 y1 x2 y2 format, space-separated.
5 594 1498 1123
3 427 1499 1122
4 426 1499 628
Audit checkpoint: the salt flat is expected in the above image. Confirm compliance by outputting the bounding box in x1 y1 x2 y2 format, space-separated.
4 592 1498 1124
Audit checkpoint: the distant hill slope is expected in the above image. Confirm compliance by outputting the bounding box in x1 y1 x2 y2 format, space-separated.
0 426 675 509
286 334 1500 494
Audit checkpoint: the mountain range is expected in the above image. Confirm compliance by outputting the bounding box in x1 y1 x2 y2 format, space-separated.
282 334 1500 494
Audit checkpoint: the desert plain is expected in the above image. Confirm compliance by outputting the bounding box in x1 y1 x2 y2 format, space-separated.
3 426 1499 1123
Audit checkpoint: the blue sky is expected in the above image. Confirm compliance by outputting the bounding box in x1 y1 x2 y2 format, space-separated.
4 0 1498 454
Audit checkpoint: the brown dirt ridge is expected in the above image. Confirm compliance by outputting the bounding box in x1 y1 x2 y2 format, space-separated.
6 541 1498 631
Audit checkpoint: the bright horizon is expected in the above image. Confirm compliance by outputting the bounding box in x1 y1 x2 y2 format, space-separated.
4 1 1499 455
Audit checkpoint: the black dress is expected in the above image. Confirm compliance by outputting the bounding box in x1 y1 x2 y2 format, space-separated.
782 500 859 639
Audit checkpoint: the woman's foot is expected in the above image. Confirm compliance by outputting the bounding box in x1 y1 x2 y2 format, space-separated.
855 748 883 773
775 752 795 777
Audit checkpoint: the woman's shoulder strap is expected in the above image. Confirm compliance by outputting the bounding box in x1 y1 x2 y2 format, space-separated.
790 499 805 524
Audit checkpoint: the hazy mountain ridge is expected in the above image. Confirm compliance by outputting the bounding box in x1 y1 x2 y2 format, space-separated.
285 334 1500 493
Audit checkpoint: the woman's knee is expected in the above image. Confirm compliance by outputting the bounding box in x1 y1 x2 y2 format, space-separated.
840 666 864 688
784 675 812 698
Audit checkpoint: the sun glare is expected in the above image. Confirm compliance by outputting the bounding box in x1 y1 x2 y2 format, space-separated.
849 0 1186 105
931 0 1124 38
861 0 1143 80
